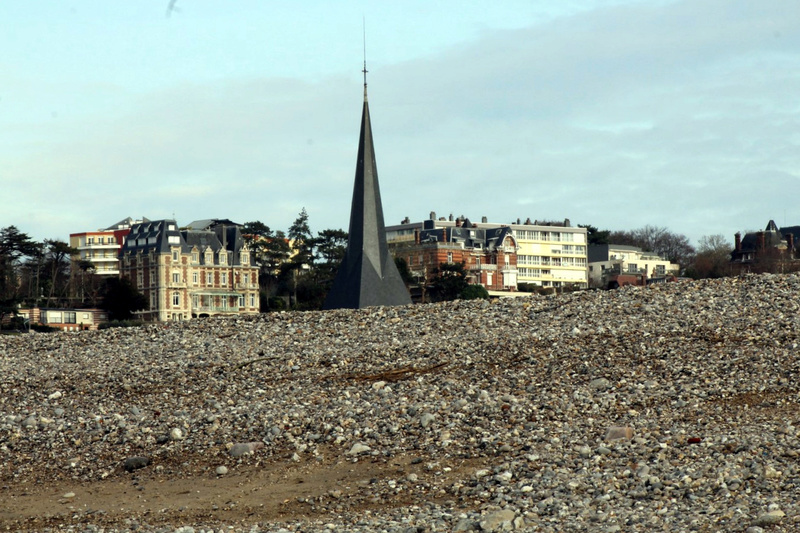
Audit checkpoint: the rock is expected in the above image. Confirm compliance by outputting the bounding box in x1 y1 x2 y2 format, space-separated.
123 456 150 472
479 509 516 532
229 442 264 457
170 427 184 440
216 466 228 475
753 509 785 526
420 413 435 428
589 378 611 391
605 426 634 441
346 443 371 456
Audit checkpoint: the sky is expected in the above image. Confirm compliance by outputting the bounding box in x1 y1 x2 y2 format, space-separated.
2 0 799 248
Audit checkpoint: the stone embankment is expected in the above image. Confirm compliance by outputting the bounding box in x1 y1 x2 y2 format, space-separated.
1 273 799 532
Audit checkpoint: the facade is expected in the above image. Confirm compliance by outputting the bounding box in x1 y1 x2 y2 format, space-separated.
731 220 797 266
69 217 143 276
587 244 679 288
387 213 588 290
120 219 259 322
389 217 519 293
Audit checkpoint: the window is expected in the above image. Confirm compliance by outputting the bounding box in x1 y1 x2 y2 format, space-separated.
137 271 143 287
447 252 453 263
219 252 227 265
205 251 213 264
172 272 180 284
64 312 76 324
172 250 179 261
192 251 199 263
628 263 638 273
192 272 198 284
168 235 180 244
221 272 228 285
192 295 199 308
249 293 256 307
239 295 245 308
172 292 180 307
243 273 249 285
504 254 510 265
87 237 94 244
656 264 666 275
475 257 481 268
207 272 213 285
241 253 249 265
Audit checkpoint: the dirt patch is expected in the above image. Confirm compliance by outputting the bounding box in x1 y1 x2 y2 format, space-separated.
1 450 480 531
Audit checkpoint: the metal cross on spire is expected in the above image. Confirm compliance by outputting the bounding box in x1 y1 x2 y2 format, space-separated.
362 17 368 99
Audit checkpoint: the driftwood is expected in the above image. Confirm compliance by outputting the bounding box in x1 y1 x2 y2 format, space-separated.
336 361 449 383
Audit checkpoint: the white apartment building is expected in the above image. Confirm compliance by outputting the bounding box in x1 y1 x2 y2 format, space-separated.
386 213 588 290
587 244 679 288
70 217 143 276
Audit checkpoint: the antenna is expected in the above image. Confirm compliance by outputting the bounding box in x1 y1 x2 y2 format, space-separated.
362 16 368 96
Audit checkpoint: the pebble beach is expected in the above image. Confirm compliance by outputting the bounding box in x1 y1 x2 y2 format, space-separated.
2 273 799 532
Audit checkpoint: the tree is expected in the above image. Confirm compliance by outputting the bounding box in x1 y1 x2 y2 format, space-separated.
686 234 732 279
102 277 148 321
460 284 489 300
429 262 470 302
608 225 695 269
0 226 38 320
242 221 291 303
311 228 348 287
288 208 313 269
579 224 610 245
41 240 77 307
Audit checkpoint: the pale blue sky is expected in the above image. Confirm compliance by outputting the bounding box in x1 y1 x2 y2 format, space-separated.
2 0 799 247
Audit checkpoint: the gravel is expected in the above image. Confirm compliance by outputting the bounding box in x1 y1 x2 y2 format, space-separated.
2 272 800 532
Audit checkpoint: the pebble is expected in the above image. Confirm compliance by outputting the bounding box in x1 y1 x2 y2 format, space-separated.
229 442 263 457
1 273 800 532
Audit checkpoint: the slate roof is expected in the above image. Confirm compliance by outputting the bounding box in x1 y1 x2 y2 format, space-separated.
323 82 411 309
123 219 249 266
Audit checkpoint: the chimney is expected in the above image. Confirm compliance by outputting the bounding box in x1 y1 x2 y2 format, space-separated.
735 232 741 252
525 218 532 225
481 216 488 223
449 213 454 221
442 228 447 242
757 231 765 251
786 233 795 255
430 211 436 220
455 218 462 227
564 218 570 227
415 230 420 245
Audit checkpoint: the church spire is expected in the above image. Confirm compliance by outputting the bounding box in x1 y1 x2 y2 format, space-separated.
322 65 411 310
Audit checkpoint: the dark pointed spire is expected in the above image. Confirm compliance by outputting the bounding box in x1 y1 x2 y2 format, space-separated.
323 72 411 310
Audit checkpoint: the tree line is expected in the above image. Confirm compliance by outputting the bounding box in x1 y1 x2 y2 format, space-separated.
580 224 735 279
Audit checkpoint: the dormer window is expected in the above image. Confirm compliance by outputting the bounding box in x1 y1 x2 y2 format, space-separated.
205 249 213 264
241 253 249 265
219 252 227 265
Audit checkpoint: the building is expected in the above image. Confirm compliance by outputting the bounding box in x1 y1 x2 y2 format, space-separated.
389 216 518 295
587 244 679 288
14 308 108 331
731 220 797 268
120 219 259 322
387 213 588 290
69 217 143 276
